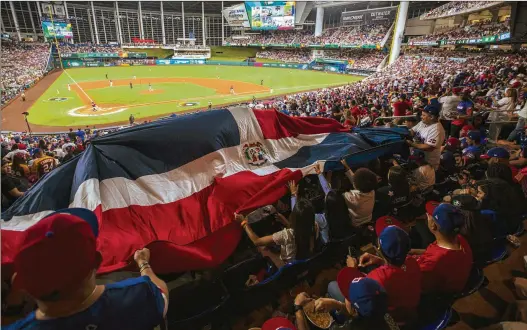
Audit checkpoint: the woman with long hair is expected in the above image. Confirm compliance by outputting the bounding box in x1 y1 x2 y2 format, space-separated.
314 164 354 240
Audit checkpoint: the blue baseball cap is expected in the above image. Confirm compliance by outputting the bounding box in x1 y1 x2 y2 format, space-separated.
481 147 509 160
440 151 455 168
467 130 481 142
426 202 465 235
423 104 440 117
378 226 410 265
337 269 388 318
409 148 426 161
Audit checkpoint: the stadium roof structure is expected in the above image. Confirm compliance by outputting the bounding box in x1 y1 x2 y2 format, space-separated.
90 1 227 15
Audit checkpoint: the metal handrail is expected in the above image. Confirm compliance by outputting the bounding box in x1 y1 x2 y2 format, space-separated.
373 115 417 126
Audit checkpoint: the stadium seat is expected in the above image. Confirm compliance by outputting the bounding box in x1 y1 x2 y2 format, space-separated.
166 279 230 330
484 241 508 266
418 305 453 330
453 267 487 299
482 209 524 239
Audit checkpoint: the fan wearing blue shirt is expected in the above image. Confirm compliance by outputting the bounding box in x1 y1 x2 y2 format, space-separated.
462 131 484 163
5 208 169 330
76 128 86 142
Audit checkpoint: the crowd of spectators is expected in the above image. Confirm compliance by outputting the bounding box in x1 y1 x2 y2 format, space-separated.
0 43 51 106
2 45 527 330
256 49 312 63
255 49 386 70
58 42 122 54
410 21 510 44
225 22 392 47
420 1 504 20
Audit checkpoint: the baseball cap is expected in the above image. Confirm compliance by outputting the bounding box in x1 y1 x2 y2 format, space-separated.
425 202 465 235
461 124 475 132
375 216 403 236
409 148 426 161
13 208 99 299
440 151 455 168
337 268 388 317
377 223 410 265
480 147 510 160
446 137 461 149
423 104 440 117
467 131 481 142
451 194 480 211
452 87 462 94
262 317 297 330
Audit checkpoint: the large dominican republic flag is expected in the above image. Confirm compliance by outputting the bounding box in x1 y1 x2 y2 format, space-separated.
1 107 407 277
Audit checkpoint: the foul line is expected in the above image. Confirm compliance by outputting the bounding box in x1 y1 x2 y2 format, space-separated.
62 69 94 103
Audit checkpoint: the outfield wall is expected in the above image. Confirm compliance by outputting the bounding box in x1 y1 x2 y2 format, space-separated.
61 58 376 76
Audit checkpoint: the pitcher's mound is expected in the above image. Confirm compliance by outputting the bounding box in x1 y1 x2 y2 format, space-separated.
140 89 164 95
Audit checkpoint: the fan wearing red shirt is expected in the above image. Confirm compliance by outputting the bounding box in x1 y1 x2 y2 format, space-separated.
392 94 411 118
413 202 473 295
327 216 421 325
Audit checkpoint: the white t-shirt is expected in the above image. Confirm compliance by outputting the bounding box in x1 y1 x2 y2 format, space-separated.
439 95 461 120
411 121 445 169
3 149 30 161
489 97 515 121
272 228 296 262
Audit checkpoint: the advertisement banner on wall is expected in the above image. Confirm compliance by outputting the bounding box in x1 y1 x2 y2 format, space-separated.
342 7 396 26
156 59 205 65
62 60 84 68
223 4 251 28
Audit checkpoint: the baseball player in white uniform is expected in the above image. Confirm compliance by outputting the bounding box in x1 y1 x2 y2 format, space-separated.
408 104 445 170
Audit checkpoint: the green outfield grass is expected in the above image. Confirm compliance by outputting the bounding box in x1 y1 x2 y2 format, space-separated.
28 65 363 127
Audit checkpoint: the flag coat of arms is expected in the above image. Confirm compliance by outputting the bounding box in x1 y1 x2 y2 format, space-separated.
1 107 406 277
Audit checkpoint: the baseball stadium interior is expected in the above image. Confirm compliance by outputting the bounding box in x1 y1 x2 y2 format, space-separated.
2 1 527 329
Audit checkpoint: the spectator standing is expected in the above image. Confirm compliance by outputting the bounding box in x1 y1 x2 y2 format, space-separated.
5 208 168 330
76 128 86 142
508 101 527 142
408 104 446 170
392 94 412 124
68 129 77 142
439 88 462 135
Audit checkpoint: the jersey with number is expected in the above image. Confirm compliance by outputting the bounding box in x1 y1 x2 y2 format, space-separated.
31 156 56 178
411 121 445 169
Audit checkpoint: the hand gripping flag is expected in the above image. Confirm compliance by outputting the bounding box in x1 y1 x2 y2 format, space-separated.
1 107 407 277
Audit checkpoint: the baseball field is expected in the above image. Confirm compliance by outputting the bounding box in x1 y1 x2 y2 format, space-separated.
2 65 363 131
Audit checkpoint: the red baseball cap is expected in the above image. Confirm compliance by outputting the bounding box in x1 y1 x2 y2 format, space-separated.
446 137 461 149
13 208 99 299
425 201 440 216
336 267 365 301
262 317 297 330
375 216 403 236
